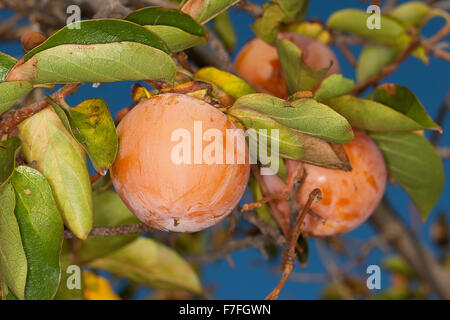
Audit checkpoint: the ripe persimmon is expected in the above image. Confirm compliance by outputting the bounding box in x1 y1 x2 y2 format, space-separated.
235 33 340 98
262 130 387 237
111 93 250 232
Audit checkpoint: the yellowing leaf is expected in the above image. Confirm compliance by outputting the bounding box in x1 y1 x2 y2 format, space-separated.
18 107 93 239
77 191 140 264
49 97 118 174
83 271 120 300
88 237 202 295
194 67 255 99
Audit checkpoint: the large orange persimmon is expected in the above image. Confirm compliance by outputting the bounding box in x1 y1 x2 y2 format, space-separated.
235 33 340 98
262 130 387 237
111 93 250 232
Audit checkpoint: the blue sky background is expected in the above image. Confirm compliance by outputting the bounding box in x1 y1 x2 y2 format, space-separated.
1 1 449 299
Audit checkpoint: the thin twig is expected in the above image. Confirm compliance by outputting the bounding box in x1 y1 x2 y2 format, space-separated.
236 0 263 18
64 223 155 239
437 147 450 158
241 210 287 247
184 234 270 263
205 26 235 73
265 188 321 300
370 200 450 299
251 165 291 240
316 239 354 300
0 83 81 136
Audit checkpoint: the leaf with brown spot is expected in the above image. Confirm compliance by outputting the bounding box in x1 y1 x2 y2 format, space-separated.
48 97 118 175
294 132 351 171
371 84 441 132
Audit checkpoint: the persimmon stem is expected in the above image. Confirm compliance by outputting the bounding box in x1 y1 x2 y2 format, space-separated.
266 188 322 300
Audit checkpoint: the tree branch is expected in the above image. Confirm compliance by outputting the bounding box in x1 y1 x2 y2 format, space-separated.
64 223 155 239
370 200 450 299
184 234 270 264
0 83 81 136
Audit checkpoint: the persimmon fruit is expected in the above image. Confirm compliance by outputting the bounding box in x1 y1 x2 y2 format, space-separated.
235 33 340 98
111 93 250 232
262 130 387 237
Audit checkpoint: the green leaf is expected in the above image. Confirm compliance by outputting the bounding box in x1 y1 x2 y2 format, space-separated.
372 84 440 132
18 107 93 239
390 2 431 27
327 9 409 46
54 242 84 300
11 166 63 300
369 132 444 221
0 183 27 300
0 81 33 115
252 4 287 44
125 7 207 52
326 95 434 132
227 106 303 160
276 39 330 94
0 137 21 186
24 19 169 62
9 42 176 85
276 39 302 94
194 67 255 99
0 52 17 81
48 97 118 174
274 0 308 20
88 237 203 294
77 191 140 264
181 0 239 24
314 74 354 102
233 93 353 144
214 10 236 51
357 45 400 84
